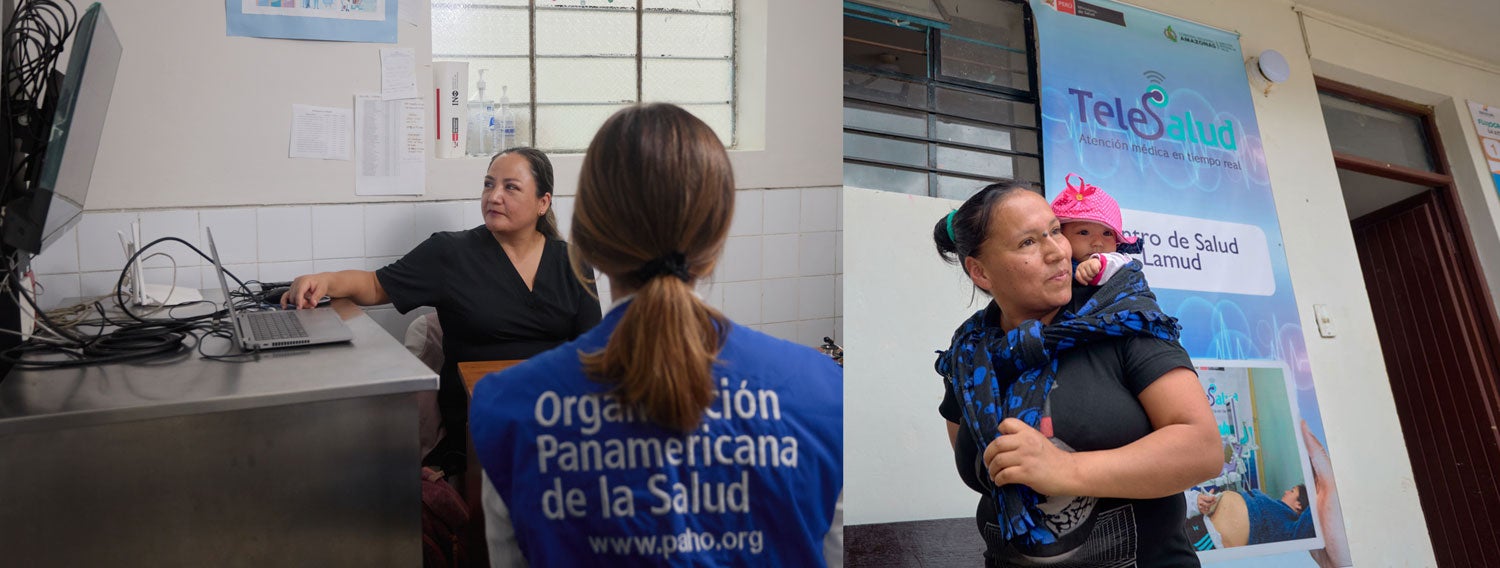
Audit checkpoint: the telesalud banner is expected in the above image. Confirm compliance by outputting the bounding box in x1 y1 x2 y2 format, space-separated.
1032 1 1351 565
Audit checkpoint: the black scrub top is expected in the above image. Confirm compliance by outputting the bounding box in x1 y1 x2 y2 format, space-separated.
376 226 603 418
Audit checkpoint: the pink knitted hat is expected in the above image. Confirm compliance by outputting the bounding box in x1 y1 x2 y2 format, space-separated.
1051 173 1137 245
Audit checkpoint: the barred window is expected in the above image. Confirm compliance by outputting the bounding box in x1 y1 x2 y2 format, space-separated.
432 0 737 153
843 0 1041 200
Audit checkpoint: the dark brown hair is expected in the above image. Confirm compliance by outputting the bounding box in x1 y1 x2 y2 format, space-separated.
569 104 735 432
932 179 1042 264
932 180 1043 298
492 147 560 239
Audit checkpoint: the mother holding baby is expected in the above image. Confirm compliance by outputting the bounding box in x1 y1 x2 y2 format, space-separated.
931 177 1221 567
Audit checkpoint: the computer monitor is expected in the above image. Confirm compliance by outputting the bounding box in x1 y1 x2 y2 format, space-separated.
1 3 121 255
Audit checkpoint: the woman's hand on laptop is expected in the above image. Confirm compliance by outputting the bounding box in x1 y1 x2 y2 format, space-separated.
282 274 331 309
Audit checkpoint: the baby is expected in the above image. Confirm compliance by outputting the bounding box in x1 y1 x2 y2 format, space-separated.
1051 174 1138 286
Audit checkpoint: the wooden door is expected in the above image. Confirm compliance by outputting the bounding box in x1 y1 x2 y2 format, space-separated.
1353 189 1500 566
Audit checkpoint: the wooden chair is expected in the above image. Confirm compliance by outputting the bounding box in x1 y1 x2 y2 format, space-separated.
456 359 524 567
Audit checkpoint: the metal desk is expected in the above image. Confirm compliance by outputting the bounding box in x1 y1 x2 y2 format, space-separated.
0 298 439 567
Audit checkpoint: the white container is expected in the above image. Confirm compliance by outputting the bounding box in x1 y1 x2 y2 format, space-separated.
433 61 468 159
467 70 495 156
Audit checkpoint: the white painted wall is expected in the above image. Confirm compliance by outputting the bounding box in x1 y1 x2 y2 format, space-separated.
845 1 1453 566
81 1 839 208
843 188 980 520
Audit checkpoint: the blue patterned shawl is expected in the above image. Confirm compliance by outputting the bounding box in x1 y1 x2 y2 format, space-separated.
934 261 1180 546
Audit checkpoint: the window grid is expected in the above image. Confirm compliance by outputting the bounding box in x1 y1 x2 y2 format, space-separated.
842 0 1042 199
432 1 736 153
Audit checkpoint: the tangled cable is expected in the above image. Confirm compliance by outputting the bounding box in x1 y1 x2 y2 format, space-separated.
1 236 263 370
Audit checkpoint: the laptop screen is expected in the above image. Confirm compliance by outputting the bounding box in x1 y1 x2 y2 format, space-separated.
204 227 247 348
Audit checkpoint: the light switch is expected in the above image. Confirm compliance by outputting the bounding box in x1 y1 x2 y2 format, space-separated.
1313 304 1336 338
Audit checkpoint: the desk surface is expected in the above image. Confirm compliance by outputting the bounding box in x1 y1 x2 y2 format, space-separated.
0 295 439 436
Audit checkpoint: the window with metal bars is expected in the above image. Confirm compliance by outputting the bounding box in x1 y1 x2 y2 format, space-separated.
843 0 1042 201
432 0 736 154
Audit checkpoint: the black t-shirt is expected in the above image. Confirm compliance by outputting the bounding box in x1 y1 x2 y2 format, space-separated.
938 302 1198 567
376 227 603 419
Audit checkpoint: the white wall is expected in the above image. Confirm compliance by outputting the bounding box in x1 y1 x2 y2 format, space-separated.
35 1 843 348
81 1 839 208
844 1 1445 566
843 188 980 521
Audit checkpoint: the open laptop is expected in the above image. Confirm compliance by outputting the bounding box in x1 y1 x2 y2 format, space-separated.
206 227 354 351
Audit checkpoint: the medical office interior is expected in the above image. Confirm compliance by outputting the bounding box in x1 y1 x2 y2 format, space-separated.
0 0 841 565
843 0 1500 567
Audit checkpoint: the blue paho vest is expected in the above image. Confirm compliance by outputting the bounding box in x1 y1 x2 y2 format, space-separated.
470 303 843 566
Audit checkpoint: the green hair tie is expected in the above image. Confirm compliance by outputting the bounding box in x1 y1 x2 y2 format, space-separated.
945 209 958 243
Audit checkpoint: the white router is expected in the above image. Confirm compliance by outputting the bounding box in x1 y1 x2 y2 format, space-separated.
118 221 201 306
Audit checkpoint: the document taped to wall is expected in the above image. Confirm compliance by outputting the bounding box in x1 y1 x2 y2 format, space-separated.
355 94 425 196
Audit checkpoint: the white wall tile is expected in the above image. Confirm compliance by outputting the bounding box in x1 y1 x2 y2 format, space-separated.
80 271 123 298
835 274 843 318
762 234 799 279
33 273 80 311
200 208 259 265
797 318 837 349
721 280 762 325
800 187 838 233
77 212 138 273
717 236 762 283
799 275 836 320
259 261 315 283
760 322 797 343
551 196 575 240
597 274 613 310
142 267 202 291
202 264 258 291
312 205 365 260
413 201 468 239
462 199 484 231
762 189 801 234
836 187 844 231
835 231 843 274
257 207 313 263
695 279 723 311
730 189 763 237
761 278 798 323
365 203 418 258
314 258 367 273
139 209 203 268
799 232 836 276
29 226 78 275
366 255 403 271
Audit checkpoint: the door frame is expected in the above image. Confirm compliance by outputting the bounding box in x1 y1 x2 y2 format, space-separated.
1317 77 1500 376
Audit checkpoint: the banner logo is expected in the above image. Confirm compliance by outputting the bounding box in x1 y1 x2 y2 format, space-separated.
1068 86 1235 149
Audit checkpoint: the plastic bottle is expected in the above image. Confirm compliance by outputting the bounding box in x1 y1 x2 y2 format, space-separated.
466 70 494 156
492 85 517 152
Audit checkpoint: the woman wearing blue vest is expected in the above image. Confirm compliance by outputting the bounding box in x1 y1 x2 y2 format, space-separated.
469 103 844 567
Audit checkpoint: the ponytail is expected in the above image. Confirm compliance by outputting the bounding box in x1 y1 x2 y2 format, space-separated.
569 103 736 432
579 272 727 432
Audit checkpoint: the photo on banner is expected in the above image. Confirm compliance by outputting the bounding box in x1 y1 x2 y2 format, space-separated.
1185 360 1325 562
1030 0 1352 564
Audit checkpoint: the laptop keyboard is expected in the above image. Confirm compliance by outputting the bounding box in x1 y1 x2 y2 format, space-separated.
245 311 309 341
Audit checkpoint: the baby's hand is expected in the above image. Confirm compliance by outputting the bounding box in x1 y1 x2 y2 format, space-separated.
1075 257 1102 285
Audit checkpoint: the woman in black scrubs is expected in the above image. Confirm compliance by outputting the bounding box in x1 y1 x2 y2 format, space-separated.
283 148 603 472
